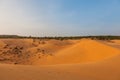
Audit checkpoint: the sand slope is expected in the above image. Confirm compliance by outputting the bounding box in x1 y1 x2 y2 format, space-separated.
1 39 119 65
100 40 120 49
36 39 120 65
0 39 75 65
0 54 120 80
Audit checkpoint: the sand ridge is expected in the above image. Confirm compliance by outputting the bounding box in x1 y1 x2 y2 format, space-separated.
35 39 120 65
0 39 76 65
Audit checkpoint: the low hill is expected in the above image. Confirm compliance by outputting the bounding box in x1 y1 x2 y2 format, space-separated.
35 39 120 65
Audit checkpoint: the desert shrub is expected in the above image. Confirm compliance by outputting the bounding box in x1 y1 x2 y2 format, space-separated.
0 35 120 40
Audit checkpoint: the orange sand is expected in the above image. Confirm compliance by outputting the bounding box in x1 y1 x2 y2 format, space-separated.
0 39 120 80
35 39 120 65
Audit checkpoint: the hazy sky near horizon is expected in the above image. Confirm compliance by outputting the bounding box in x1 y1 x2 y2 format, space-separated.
0 0 120 36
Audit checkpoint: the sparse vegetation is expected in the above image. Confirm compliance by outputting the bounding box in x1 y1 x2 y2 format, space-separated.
0 35 120 40
0 35 120 65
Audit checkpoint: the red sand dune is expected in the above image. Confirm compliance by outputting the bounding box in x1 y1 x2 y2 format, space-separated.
0 39 120 80
35 39 120 65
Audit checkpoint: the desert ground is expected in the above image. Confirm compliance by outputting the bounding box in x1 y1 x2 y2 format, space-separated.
0 38 120 80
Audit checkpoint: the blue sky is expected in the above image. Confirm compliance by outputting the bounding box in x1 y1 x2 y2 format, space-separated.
0 0 120 36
